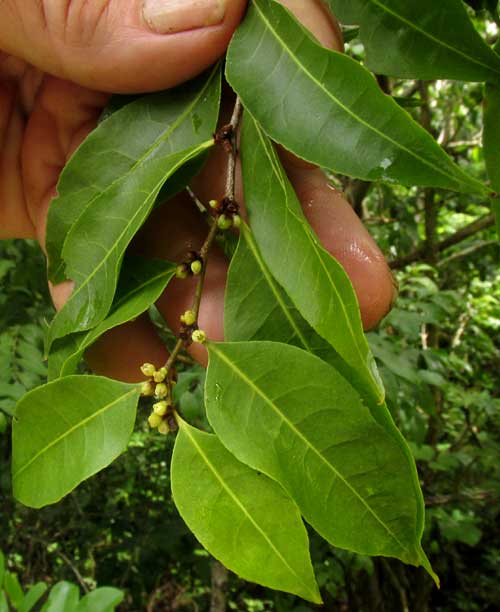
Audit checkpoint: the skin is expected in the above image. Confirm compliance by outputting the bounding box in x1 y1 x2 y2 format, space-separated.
0 0 396 381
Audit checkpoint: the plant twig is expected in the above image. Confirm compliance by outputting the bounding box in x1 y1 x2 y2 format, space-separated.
390 213 495 269
31 536 89 593
224 97 243 198
159 97 244 405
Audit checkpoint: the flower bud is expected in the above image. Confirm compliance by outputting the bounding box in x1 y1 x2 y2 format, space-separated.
140 381 155 397
153 401 168 416
140 363 156 377
153 367 167 383
209 199 219 210
232 214 242 229
217 214 233 231
148 413 163 429
190 260 202 275
155 383 168 399
158 422 170 435
192 329 207 344
175 264 189 279
181 310 196 326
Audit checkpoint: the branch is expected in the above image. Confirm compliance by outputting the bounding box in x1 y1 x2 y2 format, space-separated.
390 213 496 269
31 536 89 593
438 240 498 268
147 97 244 430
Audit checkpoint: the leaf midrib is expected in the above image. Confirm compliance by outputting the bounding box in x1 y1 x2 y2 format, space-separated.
253 121 374 384
13 388 138 481
49 142 211 344
60 267 176 373
51 64 220 279
210 344 410 555
251 0 481 192
369 0 500 76
181 424 318 601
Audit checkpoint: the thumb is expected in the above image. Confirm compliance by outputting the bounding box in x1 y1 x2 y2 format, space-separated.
0 0 246 92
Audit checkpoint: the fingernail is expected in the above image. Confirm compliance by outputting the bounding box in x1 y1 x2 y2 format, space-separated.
143 0 226 34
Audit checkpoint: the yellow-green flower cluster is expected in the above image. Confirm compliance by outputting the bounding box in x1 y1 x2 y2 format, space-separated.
139 363 174 435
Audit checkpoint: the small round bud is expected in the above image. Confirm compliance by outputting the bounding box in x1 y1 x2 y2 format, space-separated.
153 367 167 383
155 383 168 399
209 199 219 210
181 310 196 326
232 214 242 229
190 260 203 275
192 329 207 344
153 401 168 416
148 413 163 429
140 363 156 377
140 381 155 397
217 215 233 231
176 264 189 279
158 422 170 435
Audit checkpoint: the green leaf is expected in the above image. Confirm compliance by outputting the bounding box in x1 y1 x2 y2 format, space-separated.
40 582 79 612
19 583 48 612
0 592 8 612
225 224 347 372
12 376 140 508
484 84 500 193
75 588 124 612
483 83 500 239
45 65 221 349
326 0 500 82
227 0 486 194
0 550 4 586
171 421 321 603
4 572 23 609
206 341 431 570
48 257 176 380
240 115 383 403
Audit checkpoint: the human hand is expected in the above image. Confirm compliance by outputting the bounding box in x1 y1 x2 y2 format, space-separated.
0 0 396 381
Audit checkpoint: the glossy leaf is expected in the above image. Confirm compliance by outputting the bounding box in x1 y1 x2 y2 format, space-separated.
40 582 79 612
225 223 345 370
171 420 321 603
12 376 140 508
0 593 7 612
326 0 500 82
227 0 486 194
20 583 48 612
45 65 220 348
4 573 23 609
206 341 432 571
240 115 383 402
48 258 176 380
76 588 124 612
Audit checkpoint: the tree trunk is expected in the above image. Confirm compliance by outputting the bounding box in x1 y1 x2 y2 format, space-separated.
210 560 228 612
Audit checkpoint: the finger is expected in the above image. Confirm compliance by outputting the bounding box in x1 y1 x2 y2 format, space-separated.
22 77 109 246
278 0 343 49
0 75 35 238
284 165 397 330
85 314 169 383
191 142 396 331
132 191 227 366
0 0 246 93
